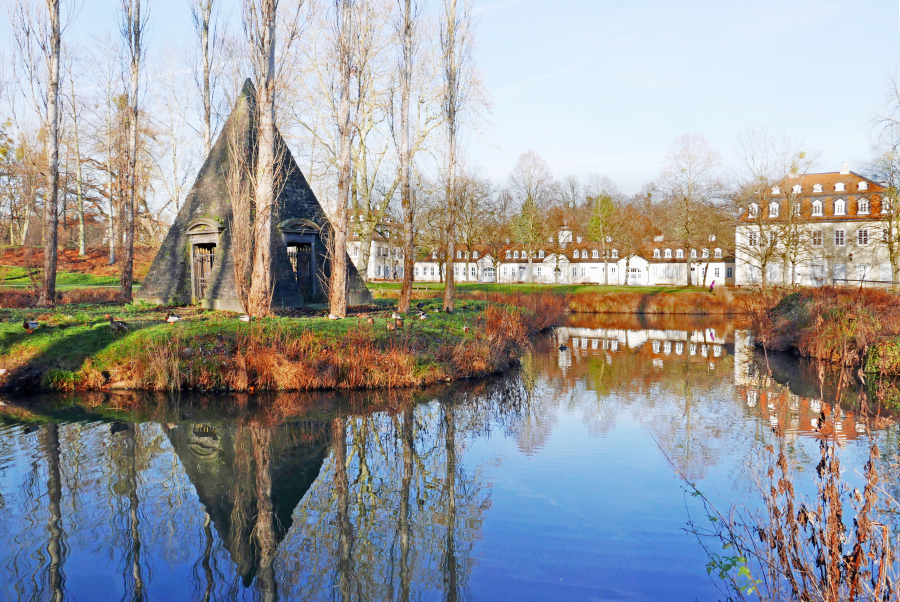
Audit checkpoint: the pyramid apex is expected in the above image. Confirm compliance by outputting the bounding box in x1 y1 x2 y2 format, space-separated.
240 78 256 98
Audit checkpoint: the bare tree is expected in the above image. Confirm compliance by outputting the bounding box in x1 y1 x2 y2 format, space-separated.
119 0 147 301
191 0 221 157
508 151 556 282
585 174 625 285
870 74 900 287
396 0 416 312
658 133 723 286
440 0 474 310
63 45 86 255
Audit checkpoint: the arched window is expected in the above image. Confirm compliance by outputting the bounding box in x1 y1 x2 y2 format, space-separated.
513 250 519 259
592 250 599 258
792 184 802 194
702 249 709 258
749 203 759 218
812 200 823 216
859 181 868 191
675 249 684 259
505 250 511 259
835 199 846 215
714 248 722 258
858 200 870 214
664 249 672 258
772 186 780 194
611 249 618 258
538 249 545 258
690 249 697 259
769 202 779 218
653 249 661 258
813 184 823 193
573 250 580 259
457 250 462 259
835 182 845 192
472 251 478 259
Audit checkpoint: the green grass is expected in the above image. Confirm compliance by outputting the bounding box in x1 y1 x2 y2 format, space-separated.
0 297 486 381
369 281 714 295
0 265 129 288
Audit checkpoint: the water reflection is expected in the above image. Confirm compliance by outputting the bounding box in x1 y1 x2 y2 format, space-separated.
0 314 897 601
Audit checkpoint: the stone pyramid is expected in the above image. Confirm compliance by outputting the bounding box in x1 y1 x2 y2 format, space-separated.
137 79 371 311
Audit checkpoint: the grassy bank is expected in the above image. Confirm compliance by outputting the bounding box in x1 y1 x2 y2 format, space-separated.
0 293 565 394
372 282 752 314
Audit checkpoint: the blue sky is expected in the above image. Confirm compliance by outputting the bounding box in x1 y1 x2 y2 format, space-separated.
5 0 899 193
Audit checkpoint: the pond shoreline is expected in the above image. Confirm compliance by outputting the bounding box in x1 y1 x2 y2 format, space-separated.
0 294 564 396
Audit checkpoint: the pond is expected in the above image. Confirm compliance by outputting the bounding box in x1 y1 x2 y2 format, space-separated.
0 314 897 601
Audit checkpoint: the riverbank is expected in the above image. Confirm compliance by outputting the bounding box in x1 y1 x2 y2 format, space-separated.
752 287 900 380
372 282 754 314
0 293 565 394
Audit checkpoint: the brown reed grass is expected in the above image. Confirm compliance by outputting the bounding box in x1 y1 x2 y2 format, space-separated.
0 287 120 308
565 289 752 314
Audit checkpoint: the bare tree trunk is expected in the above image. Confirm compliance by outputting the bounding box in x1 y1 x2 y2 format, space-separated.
69 75 86 256
397 0 414 314
192 0 215 157
38 0 61 306
252 426 277 602
399 405 413 602
333 417 353 602
442 403 458 602
441 0 460 312
121 0 144 302
247 0 277 317
329 0 353 318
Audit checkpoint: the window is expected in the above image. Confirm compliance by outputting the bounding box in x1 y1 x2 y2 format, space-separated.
857 264 870 281
457 250 462 259
691 249 697 259
702 249 709 258
772 186 780 194
471 266 476 276
835 229 845 246
514 250 519 259
472 251 478 259
592 250 599 258
653 249 661 258
377 266 382 276
522 250 528 259
571 267 577 277
538 249 545 259
431 267 435 276
749 203 759 218
675 249 684 259
834 200 846 215
812 231 823 246
581 267 585 277
726 267 733 278
577 236 583 243
415 267 420 276
858 228 868 246
749 232 758 247
835 182 845 192
715 248 722 258
859 181 868 191
768 232 777 246
812 200 823 216
611 249 618 258
505 250 511 259
858 200 869 214
769 202 779 217
792 184 802 193
714 267 720 278
432 251 437 259
664 249 672 258
573 250 579 259
813 184 823 193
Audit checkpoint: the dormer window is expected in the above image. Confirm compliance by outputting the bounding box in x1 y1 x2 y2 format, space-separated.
702 249 709 258
714 248 722 258
472 251 478 259
513 250 520 259
858 200 870 214
835 199 846 215
883 198 892 214
859 181 868 191
813 184 823 193
835 182 845 192
592 250 599 258
522 250 528 259
769 202 779 218
538 249 545 259
573 250 579 259
812 200 823 216
457 250 462 259
772 186 780 194
576 236 583 243
611 249 618 258
653 249 661 258
690 249 697 259
505 250 511 259
675 249 684 259
749 203 759 218
432 251 437 259
664 249 672 258
792 184 802 194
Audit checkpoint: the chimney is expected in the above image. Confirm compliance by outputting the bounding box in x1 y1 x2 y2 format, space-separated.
840 162 850 175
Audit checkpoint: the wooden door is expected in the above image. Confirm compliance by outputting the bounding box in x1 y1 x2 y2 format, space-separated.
287 243 313 298
193 245 215 299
